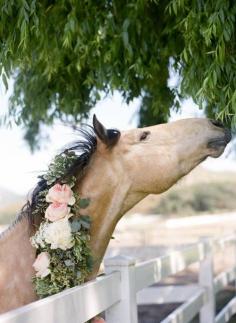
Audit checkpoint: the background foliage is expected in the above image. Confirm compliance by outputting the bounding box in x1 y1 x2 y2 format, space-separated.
0 0 235 149
156 182 236 216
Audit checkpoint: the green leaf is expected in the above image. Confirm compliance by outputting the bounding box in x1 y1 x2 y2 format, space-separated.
86 255 94 271
2 73 8 91
80 215 91 223
213 70 217 86
64 259 74 267
79 198 90 209
123 18 130 31
172 1 177 15
183 49 188 63
232 91 236 110
122 31 129 48
80 220 90 230
78 215 91 230
70 219 82 233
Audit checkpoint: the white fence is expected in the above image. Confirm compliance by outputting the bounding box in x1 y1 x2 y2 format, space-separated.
0 234 236 323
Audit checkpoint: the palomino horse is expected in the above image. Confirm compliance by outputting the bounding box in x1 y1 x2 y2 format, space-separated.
0 116 231 314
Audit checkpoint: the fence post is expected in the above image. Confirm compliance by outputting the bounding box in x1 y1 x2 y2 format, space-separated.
199 237 215 323
104 255 138 323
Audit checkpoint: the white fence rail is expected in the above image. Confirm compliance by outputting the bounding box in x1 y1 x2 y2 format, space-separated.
0 234 236 323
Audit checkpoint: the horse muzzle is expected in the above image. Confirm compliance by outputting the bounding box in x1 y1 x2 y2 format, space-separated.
207 128 232 150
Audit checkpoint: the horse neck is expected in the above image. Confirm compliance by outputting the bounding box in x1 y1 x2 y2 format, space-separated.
77 160 146 277
0 216 37 313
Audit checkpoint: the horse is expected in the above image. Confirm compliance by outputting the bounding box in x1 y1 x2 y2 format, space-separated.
0 115 231 314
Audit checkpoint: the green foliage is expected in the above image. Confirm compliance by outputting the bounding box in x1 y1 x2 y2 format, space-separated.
42 152 78 186
0 0 235 148
78 198 91 209
155 182 236 216
168 0 236 127
70 216 91 232
33 151 78 218
31 150 93 298
34 231 92 298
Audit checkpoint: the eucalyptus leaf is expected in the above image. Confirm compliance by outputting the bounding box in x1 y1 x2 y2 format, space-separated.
70 219 82 233
79 198 90 209
80 220 90 230
80 215 91 223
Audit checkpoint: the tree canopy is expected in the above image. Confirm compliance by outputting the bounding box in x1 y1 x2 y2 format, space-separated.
0 0 235 149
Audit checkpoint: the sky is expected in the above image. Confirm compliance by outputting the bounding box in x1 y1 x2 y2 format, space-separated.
0 82 235 195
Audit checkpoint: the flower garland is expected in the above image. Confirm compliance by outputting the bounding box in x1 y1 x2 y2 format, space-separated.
30 151 93 298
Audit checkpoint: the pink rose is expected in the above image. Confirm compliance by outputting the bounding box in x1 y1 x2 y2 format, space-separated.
45 202 71 222
92 318 106 323
33 252 50 278
46 184 76 205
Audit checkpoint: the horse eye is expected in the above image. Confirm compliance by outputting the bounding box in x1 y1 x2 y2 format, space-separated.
140 131 150 141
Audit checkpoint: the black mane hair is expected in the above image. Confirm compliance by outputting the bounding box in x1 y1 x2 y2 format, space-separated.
20 125 97 226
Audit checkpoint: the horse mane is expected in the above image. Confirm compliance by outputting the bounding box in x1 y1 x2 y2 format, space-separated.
0 125 97 237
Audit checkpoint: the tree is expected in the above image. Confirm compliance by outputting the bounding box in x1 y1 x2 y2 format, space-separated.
0 0 235 149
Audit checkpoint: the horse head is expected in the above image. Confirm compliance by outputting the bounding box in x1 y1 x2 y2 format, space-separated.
92 115 230 196
80 115 231 276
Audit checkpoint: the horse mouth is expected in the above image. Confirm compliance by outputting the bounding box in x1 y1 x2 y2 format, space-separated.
207 129 232 150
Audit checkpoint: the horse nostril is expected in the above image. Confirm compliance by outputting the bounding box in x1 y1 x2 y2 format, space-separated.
210 119 225 129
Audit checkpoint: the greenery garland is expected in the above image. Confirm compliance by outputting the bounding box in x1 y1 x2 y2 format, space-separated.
30 151 93 298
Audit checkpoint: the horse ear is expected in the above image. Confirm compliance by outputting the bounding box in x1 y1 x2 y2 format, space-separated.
93 114 121 147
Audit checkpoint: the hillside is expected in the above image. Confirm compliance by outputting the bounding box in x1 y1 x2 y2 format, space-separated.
0 187 25 224
0 187 23 208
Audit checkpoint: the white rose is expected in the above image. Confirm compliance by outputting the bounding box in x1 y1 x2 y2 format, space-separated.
33 252 50 278
44 218 74 250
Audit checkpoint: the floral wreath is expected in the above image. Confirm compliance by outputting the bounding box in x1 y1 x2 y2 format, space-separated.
30 151 93 298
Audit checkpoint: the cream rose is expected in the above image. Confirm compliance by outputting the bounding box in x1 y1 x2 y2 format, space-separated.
45 202 70 222
33 252 50 278
44 218 74 250
46 183 76 205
